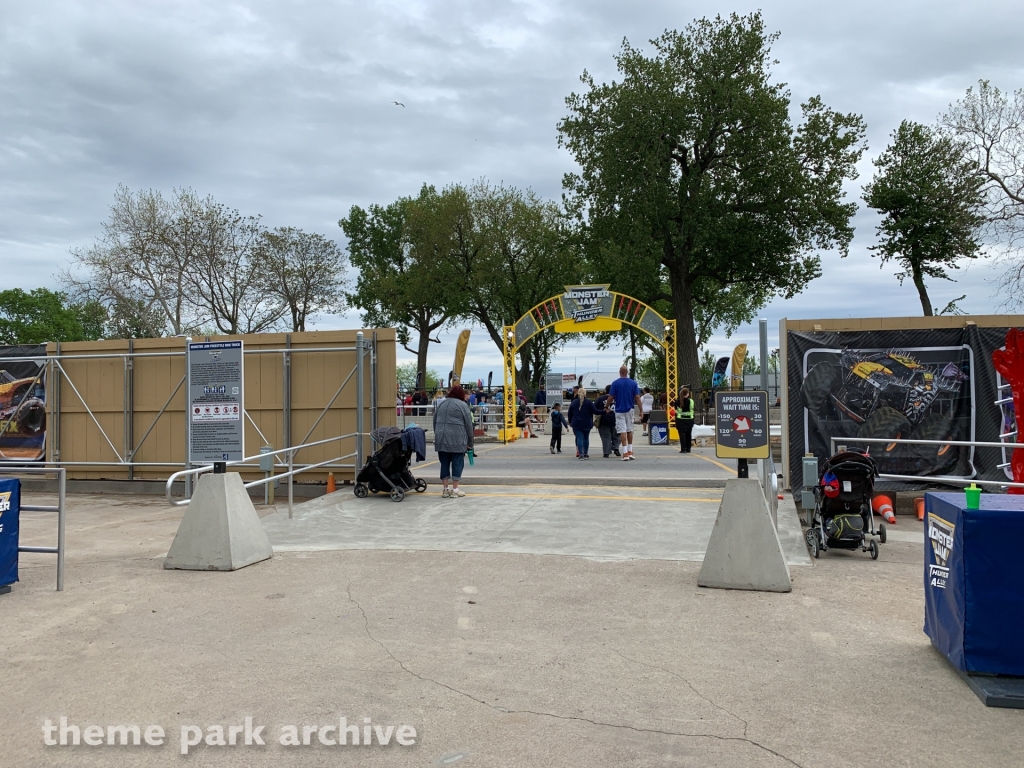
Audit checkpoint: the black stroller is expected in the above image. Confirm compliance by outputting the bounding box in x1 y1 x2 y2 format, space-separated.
805 451 887 560
354 426 427 502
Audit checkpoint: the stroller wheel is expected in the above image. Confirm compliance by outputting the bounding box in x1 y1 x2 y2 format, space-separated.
878 523 887 544
415 479 428 493
869 540 879 560
390 488 405 503
353 484 368 498
806 530 820 559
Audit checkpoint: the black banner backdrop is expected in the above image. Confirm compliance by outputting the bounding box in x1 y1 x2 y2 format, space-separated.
0 345 47 462
787 327 1019 490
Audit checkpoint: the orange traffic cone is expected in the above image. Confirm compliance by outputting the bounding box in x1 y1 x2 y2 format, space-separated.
327 472 336 494
872 494 896 525
915 497 925 521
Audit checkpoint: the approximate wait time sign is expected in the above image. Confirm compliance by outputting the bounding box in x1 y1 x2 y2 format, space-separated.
715 390 769 460
187 341 244 464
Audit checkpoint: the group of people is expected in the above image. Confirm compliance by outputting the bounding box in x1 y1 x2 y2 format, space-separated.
422 369 698 495
545 368 697 460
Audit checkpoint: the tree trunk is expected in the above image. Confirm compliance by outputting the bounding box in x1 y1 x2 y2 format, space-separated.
415 319 432 389
668 266 702 401
911 263 933 316
628 329 637 378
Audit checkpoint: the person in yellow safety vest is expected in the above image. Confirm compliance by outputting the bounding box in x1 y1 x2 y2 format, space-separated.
672 386 696 454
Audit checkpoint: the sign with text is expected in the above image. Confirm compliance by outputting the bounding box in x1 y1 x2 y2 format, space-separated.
715 390 769 459
188 341 244 464
0 477 20 587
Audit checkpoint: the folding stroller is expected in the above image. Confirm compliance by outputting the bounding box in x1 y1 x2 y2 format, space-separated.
353 426 427 502
805 450 886 559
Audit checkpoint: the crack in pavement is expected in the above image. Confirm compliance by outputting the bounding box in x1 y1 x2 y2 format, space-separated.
344 582 807 768
612 648 749 738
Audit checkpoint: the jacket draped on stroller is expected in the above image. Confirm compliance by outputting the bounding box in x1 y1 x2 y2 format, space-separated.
354 426 427 502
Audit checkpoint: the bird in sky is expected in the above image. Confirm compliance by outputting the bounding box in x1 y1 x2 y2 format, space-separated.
393 101 405 107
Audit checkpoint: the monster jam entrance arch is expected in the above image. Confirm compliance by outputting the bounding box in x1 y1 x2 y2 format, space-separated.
503 285 677 436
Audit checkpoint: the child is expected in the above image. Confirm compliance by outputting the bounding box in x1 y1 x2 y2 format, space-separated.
548 402 569 454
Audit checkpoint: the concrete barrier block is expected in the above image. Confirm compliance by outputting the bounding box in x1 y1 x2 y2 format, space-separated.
164 473 273 571
698 477 792 592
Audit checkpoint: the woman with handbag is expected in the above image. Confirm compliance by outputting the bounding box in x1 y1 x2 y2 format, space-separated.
566 387 599 460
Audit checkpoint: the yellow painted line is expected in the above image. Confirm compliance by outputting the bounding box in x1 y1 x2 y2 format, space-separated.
439 492 720 503
691 452 736 474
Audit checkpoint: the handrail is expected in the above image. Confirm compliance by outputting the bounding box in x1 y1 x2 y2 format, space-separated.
829 436 1024 490
3 466 66 591
165 431 365 518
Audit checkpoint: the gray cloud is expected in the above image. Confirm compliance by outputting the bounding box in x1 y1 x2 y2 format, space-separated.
1 0 1020 381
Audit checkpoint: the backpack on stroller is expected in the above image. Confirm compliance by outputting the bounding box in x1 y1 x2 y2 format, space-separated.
805 450 887 560
354 426 427 502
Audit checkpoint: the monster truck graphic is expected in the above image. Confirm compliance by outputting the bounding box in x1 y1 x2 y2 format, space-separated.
801 349 970 476
0 371 46 437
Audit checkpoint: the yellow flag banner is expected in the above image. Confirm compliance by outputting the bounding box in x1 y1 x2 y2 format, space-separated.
730 343 747 390
453 330 472 384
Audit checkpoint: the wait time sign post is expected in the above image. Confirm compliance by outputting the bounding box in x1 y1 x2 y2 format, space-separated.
715 390 769 476
187 341 245 464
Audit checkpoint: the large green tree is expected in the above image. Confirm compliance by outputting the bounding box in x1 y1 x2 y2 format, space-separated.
340 187 465 384
443 181 583 392
0 288 105 344
863 121 986 316
558 13 866 392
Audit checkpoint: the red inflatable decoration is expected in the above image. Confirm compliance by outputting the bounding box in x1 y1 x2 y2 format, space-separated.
992 328 1024 494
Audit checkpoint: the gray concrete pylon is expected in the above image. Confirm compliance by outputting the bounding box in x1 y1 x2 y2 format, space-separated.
697 477 792 592
164 472 273 571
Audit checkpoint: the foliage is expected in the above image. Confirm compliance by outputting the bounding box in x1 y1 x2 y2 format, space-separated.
863 120 986 316
942 81 1024 308
396 362 442 392
340 186 466 381
558 12 866 394
254 227 348 332
0 288 106 345
699 349 717 392
742 355 760 375
635 351 666 391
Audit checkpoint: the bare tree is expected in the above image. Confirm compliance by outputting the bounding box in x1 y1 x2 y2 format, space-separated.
942 81 1024 307
185 206 286 334
63 185 212 334
253 227 348 331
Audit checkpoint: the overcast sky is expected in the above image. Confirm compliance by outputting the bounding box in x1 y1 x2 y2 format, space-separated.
2 1 1022 382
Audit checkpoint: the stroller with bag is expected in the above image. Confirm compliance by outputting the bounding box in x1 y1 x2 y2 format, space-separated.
805 450 887 560
354 426 427 502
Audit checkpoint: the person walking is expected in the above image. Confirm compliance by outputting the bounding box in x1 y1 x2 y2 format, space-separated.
607 365 642 461
640 387 654 436
595 386 618 458
566 388 599 460
673 386 696 453
433 384 474 497
548 401 568 454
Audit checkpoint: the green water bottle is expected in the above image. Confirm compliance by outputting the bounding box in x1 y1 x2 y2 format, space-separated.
965 483 981 510
467 448 475 466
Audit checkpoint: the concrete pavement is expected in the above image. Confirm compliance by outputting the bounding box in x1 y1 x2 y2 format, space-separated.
2 469 1018 767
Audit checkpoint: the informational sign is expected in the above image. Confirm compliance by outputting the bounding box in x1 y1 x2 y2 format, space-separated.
545 373 564 406
715 390 769 459
0 477 20 587
188 341 244 464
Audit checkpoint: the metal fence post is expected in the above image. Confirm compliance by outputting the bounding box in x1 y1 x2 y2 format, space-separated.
370 331 378 432
284 333 292 458
287 448 294 519
57 468 66 591
125 339 134 481
356 331 365 472
184 337 193 500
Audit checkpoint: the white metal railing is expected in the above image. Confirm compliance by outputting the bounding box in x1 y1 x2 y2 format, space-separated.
829 436 1024 490
165 432 363 519
3 466 66 591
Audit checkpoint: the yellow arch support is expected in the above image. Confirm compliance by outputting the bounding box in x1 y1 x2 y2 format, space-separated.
502 286 678 438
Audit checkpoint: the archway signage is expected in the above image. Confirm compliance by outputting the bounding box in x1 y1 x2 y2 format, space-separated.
502 285 677 436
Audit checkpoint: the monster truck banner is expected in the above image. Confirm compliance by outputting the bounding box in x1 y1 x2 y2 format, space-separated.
0 345 47 463
787 326 1018 490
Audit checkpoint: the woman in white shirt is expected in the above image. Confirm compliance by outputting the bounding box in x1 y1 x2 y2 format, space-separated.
640 387 654 435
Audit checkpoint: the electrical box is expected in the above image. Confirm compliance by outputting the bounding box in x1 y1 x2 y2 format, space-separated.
259 445 274 472
802 456 819 489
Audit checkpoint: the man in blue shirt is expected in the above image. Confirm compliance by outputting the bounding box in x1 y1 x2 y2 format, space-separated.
607 366 642 461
